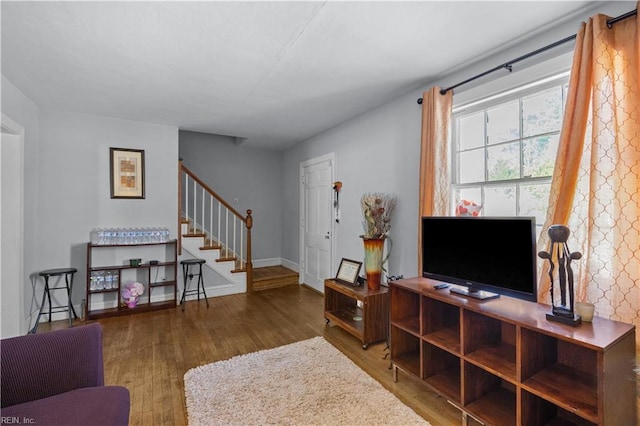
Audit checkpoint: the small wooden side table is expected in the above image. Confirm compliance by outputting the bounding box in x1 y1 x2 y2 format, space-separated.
324 278 389 349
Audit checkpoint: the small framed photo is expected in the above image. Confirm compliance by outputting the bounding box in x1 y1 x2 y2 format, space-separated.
110 147 145 199
335 258 362 285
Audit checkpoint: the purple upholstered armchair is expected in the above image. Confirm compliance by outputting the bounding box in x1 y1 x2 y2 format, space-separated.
1 323 130 425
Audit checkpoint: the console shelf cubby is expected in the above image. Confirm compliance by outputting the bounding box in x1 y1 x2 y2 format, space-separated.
390 284 420 336
463 310 517 382
464 363 517 426
422 341 461 403
390 277 636 426
390 326 421 379
422 298 461 355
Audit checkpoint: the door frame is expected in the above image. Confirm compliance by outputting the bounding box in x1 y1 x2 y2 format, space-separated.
1 113 25 337
299 152 335 289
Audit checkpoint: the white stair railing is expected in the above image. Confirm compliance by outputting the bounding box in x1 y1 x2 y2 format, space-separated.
178 161 253 290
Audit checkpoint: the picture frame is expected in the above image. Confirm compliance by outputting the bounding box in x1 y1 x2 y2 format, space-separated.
110 147 145 199
335 258 362 285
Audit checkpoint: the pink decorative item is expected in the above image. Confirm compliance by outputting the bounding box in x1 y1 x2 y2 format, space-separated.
121 281 145 308
456 199 482 217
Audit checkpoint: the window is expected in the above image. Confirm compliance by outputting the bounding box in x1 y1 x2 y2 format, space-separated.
452 75 569 235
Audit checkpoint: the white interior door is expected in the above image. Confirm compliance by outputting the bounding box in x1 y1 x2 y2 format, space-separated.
300 154 334 293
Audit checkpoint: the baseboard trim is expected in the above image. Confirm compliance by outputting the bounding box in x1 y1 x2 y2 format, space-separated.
252 258 281 268
252 258 299 273
280 258 299 273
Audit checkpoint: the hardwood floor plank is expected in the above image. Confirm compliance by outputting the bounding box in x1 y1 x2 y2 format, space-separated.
35 285 462 425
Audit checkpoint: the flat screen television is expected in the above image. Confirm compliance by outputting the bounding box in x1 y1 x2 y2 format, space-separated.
421 216 537 302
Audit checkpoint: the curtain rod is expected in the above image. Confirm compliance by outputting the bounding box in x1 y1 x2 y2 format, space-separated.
417 8 637 104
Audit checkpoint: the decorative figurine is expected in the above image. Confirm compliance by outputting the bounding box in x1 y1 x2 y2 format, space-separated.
538 225 582 326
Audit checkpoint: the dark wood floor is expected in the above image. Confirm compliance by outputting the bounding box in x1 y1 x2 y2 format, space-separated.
36 285 463 426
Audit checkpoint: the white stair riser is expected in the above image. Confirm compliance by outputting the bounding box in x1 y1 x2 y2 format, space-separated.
179 223 246 295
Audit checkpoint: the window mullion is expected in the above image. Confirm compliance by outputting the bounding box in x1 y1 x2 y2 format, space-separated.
518 97 524 216
484 110 489 184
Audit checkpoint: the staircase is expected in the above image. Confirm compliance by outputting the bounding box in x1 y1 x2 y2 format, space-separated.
178 161 299 298
179 219 249 296
179 161 252 297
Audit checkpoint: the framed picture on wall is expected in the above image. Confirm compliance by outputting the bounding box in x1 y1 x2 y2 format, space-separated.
335 258 362 285
110 147 145 199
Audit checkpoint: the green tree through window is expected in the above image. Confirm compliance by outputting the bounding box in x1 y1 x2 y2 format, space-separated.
452 78 569 236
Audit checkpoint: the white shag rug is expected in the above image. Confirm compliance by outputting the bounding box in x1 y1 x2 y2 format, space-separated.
184 336 429 426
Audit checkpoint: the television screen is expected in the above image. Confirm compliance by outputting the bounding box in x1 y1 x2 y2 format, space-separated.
421 216 537 302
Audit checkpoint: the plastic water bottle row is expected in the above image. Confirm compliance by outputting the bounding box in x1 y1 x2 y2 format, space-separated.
90 227 170 245
89 270 119 291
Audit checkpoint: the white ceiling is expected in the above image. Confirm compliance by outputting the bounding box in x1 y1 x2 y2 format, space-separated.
0 1 610 150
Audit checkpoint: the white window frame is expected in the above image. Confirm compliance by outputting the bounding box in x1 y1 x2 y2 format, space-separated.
451 72 570 232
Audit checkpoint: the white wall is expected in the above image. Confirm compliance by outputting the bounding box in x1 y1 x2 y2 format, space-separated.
281 1 633 281
283 93 421 278
179 131 284 263
35 109 179 326
1 74 180 334
1 76 40 336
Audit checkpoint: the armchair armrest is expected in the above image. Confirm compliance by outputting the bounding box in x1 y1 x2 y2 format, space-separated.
1 323 105 407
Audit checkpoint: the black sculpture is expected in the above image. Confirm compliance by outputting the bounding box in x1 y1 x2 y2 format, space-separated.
538 224 582 326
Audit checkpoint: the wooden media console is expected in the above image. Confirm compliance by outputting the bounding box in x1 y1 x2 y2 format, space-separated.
390 277 636 425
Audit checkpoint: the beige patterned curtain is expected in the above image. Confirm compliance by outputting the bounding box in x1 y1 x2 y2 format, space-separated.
538 6 639 330
418 87 453 273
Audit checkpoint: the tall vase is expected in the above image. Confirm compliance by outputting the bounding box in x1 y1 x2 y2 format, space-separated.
362 237 385 291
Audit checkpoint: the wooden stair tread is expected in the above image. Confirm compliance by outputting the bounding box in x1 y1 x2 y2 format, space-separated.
200 245 222 250
183 232 205 238
252 266 298 291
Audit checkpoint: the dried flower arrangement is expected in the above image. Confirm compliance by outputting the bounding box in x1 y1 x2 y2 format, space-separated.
361 193 397 239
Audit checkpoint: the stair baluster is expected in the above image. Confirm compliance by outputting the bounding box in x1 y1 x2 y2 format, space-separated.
178 160 253 292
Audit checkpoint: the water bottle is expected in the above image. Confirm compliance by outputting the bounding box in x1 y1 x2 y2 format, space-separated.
104 271 113 290
112 271 119 289
96 271 104 290
90 272 96 291
142 228 150 244
97 229 106 245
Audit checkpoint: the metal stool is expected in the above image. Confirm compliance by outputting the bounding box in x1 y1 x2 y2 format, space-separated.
30 267 78 334
180 259 209 311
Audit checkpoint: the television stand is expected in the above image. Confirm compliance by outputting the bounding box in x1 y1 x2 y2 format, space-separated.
449 285 499 300
390 277 636 425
